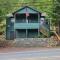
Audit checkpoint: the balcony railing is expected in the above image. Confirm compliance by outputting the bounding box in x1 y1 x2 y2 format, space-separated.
14 23 39 29
15 19 38 23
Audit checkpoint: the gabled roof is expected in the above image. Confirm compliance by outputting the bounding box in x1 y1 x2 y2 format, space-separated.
13 6 41 15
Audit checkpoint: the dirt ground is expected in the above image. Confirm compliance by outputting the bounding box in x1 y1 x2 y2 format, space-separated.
0 47 44 53
0 47 59 53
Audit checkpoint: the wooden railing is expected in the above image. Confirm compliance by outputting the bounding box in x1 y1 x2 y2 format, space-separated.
40 25 49 37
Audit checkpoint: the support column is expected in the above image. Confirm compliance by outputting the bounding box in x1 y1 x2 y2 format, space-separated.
59 21 60 34
26 8 28 38
26 29 28 38
13 18 15 39
38 13 40 37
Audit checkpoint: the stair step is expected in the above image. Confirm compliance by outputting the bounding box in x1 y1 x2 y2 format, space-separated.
40 25 49 37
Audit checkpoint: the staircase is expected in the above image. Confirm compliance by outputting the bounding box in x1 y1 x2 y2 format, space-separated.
40 25 50 37
53 31 60 41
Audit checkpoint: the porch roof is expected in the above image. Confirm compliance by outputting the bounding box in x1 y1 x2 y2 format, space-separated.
13 6 41 15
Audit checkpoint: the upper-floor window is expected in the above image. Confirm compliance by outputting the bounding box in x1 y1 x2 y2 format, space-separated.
15 13 39 23
15 14 26 23
28 14 38 23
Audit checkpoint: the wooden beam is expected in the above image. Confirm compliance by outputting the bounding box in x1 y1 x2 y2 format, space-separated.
38 13 40 37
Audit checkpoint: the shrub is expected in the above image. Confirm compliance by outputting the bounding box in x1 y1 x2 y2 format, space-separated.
0 40 8 47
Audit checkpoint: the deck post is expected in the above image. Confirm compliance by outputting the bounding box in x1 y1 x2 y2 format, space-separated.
26 29 28 38
14 14 16 39
26 8 28 38
38 13 40 37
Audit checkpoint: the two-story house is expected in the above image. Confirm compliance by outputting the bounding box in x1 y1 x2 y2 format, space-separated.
6 6 49 40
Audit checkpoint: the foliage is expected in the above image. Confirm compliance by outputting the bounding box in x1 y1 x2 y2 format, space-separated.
0 0 58 34
53 0 60 25
0 0 19 33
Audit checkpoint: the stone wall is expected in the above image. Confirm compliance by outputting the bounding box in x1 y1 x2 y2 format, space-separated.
0 35 59 47
11 38 58 47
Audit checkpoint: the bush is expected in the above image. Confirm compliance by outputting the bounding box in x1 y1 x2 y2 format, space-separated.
50 32 55 36
0 40 13 48
0 40 8 47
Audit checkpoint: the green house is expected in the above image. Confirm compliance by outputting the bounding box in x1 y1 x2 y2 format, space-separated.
6 6 49 40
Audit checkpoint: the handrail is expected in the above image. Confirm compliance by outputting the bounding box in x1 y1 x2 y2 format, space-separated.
40 25 49 37
53 31 60 40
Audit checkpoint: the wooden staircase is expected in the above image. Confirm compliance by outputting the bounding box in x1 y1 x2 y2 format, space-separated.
53 31 60 41
40 25 49 37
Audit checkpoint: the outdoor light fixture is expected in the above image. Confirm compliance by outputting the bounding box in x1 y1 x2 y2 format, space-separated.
40 16 45 25
40 18 45 21
11 18 15 23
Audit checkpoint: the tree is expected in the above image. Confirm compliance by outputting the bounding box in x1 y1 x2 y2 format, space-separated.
53 0 60 34
0 0 54 34
0 0 19 34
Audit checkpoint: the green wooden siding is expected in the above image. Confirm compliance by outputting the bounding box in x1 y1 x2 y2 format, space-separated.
6 17 15 40
17 8 37 14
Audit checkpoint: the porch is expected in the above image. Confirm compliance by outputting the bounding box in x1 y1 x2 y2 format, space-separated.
16 29 38 38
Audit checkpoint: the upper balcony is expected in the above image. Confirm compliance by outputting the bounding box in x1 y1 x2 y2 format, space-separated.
14 13 40 29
